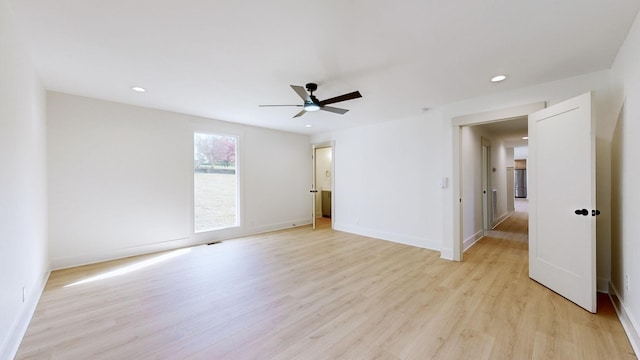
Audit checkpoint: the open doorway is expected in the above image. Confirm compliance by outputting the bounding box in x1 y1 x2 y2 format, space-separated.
460 118 529 251
451 101 544 260
453 94 599 313
311 142 334 230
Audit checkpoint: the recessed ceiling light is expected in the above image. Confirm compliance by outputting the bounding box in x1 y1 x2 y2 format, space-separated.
522 136 529 140
131 86 146 93
305 124 313 128
490 74 508 83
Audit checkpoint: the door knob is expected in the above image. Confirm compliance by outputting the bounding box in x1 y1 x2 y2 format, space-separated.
574 209 589 216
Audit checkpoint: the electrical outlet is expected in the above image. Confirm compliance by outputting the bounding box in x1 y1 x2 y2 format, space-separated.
624 274 630 291
22 286 26 303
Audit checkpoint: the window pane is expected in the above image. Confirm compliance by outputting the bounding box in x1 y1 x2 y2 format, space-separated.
194 133 238 232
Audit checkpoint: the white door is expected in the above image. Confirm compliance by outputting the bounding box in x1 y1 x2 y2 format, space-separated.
528 92 596 313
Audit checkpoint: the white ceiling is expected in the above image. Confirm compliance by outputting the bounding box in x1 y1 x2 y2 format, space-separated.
476 116 529 148
8 0 640 135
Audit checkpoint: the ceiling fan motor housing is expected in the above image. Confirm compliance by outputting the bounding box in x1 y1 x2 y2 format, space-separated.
305 83 318 93
304 83 321 111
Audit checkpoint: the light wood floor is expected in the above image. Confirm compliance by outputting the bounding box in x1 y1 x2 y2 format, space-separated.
17 214 635 359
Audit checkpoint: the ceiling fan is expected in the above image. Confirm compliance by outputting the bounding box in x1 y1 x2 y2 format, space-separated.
260 83 362 118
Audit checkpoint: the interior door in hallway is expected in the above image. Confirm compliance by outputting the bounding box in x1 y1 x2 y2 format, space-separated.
528 92 596 313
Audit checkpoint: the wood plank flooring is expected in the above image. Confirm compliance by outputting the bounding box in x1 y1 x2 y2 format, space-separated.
16 214 636 359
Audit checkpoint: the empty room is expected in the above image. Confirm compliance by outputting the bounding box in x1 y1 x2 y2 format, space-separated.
3 0 640 358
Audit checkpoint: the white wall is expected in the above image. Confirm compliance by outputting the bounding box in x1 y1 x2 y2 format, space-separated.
311 112 444 250
0 1 49 358
241 122 312 231
47 92 311 269
514 146 528 159
506 147 515 212
460 126 484 247
491 139 509 223
610 11 640 353
460 126 511 250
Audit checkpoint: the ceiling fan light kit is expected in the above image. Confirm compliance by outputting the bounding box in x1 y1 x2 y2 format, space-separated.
304 102 321 112
260 82 362 118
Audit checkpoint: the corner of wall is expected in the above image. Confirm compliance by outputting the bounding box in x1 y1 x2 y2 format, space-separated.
440 249 454 261
609 282 640 356
0 270 50 360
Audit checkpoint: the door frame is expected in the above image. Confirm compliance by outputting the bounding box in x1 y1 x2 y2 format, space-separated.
451 102 545 261
311 141 335 229
481 137 492 230
506 166 515 212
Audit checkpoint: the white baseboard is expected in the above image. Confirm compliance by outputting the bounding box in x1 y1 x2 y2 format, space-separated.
1 270 50 360
52 218 314 270
334 223 441 251
492 212 511 229
246 218 312 235
463 230 484 252
51 236 194 270
609 282 640 356
440 248 454 261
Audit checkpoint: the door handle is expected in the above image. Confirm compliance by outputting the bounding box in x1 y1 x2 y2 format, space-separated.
592 209 601 216
310 190 318 193
574 209 589 216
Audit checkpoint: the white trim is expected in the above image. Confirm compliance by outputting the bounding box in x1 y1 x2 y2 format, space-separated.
330 143 335 230
609 282 640 356
244 219 313 235
51 237 193 270
1 270 50 360
492 211 511 228
463 230 484 252
334 223 441 251
451 125 462 261
452 102 546 126
311 140 336 230
51 217 313 270
440 248 454 261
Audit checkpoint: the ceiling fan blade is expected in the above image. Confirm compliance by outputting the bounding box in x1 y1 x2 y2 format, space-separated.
319 91 362 106
293 109 306 118
290 85 309 101
259 104 302 107
320 106 349 115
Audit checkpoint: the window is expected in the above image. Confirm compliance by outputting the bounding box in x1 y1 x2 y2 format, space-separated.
193 132 238 232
